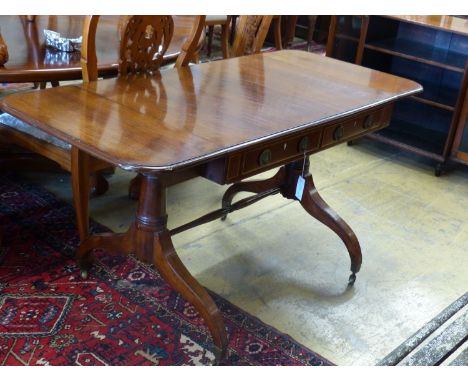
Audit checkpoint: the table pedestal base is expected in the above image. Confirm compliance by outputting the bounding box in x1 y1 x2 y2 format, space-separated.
76 157 362 362
221 158 362 281
77 173 228 363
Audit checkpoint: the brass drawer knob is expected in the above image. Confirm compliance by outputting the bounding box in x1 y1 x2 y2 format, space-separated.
258 149 272 166
364 114 375 129
298 136 310 152
333 125 344 141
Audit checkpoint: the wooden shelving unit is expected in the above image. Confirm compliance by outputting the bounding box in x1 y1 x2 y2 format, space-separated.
328 15 468 176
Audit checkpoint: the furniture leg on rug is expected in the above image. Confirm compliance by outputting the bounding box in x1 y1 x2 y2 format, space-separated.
0 173 333 365
1 47 422 366
76 168 228 363
75 157 362 363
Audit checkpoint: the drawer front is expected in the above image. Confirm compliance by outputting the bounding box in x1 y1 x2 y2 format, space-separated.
321 105 392 147
204 104 394 185
204 129 321 185
240 129 322 176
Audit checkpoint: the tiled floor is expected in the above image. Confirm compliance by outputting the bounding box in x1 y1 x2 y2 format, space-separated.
19 139 468 365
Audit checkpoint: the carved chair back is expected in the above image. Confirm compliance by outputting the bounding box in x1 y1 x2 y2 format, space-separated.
229 15 274 58
81 15 206 82
118 16 174 77
0 27 8 66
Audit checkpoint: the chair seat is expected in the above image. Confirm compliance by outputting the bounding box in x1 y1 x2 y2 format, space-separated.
205 15 229 26
0 112 71 151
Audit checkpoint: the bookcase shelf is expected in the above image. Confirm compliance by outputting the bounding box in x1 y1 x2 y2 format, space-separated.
328 15 468 175
365 38 466 73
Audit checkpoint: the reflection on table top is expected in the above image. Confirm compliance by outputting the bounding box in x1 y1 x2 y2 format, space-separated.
1 50 422 171
0 15 201 83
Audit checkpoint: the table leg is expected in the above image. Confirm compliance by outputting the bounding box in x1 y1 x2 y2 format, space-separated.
77 172 228 362
71 147 110 243
221 157 362 284
221 20 230 58
221 167 285 220
77 231 132 279
71 147 90 242
281 159 362 284
128 173 142 200
89 170 109 197
154 230 228 361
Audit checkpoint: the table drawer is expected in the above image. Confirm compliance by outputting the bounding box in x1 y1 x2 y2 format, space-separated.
321 105 392 147
240 129 322 176
203 105 393 185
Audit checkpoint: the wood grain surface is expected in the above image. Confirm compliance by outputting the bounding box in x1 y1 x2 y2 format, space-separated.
1 50 422 171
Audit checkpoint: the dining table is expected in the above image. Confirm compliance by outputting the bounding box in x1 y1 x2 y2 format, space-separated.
0 15 204 175
0 49 422 362
0 15 202 84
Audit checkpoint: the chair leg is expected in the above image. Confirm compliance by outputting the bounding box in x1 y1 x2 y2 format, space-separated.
89 170 109 197
285 16 299 48
229 16 238 45
71 147 90 242
221 23 229 58
326 16 338 57
307 16 318 50
207 25 214 57
273 16 282 50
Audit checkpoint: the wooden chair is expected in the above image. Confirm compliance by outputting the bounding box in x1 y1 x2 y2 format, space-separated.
76 15 206 240
0 17 112 197
0 116 111 197
205 15 231 58
283 16 320 50
0 27 8 65
204 15 278 60
271 16 283 50
228 15 275 58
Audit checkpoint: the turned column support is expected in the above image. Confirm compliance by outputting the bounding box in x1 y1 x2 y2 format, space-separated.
77 171 228 362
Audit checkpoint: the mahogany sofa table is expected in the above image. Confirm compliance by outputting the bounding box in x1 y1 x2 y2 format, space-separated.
0 50 421 361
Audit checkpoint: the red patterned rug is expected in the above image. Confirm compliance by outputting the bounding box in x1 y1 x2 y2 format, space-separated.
0 175 333 366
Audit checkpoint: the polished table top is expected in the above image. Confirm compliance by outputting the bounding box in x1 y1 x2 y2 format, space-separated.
0 15 201 83
1 50 422 171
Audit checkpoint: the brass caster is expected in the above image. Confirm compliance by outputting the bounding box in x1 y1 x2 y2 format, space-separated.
348 272 357 286
434 163 443 177
212 346 224 365
221 201 230 221
80 269 89 280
